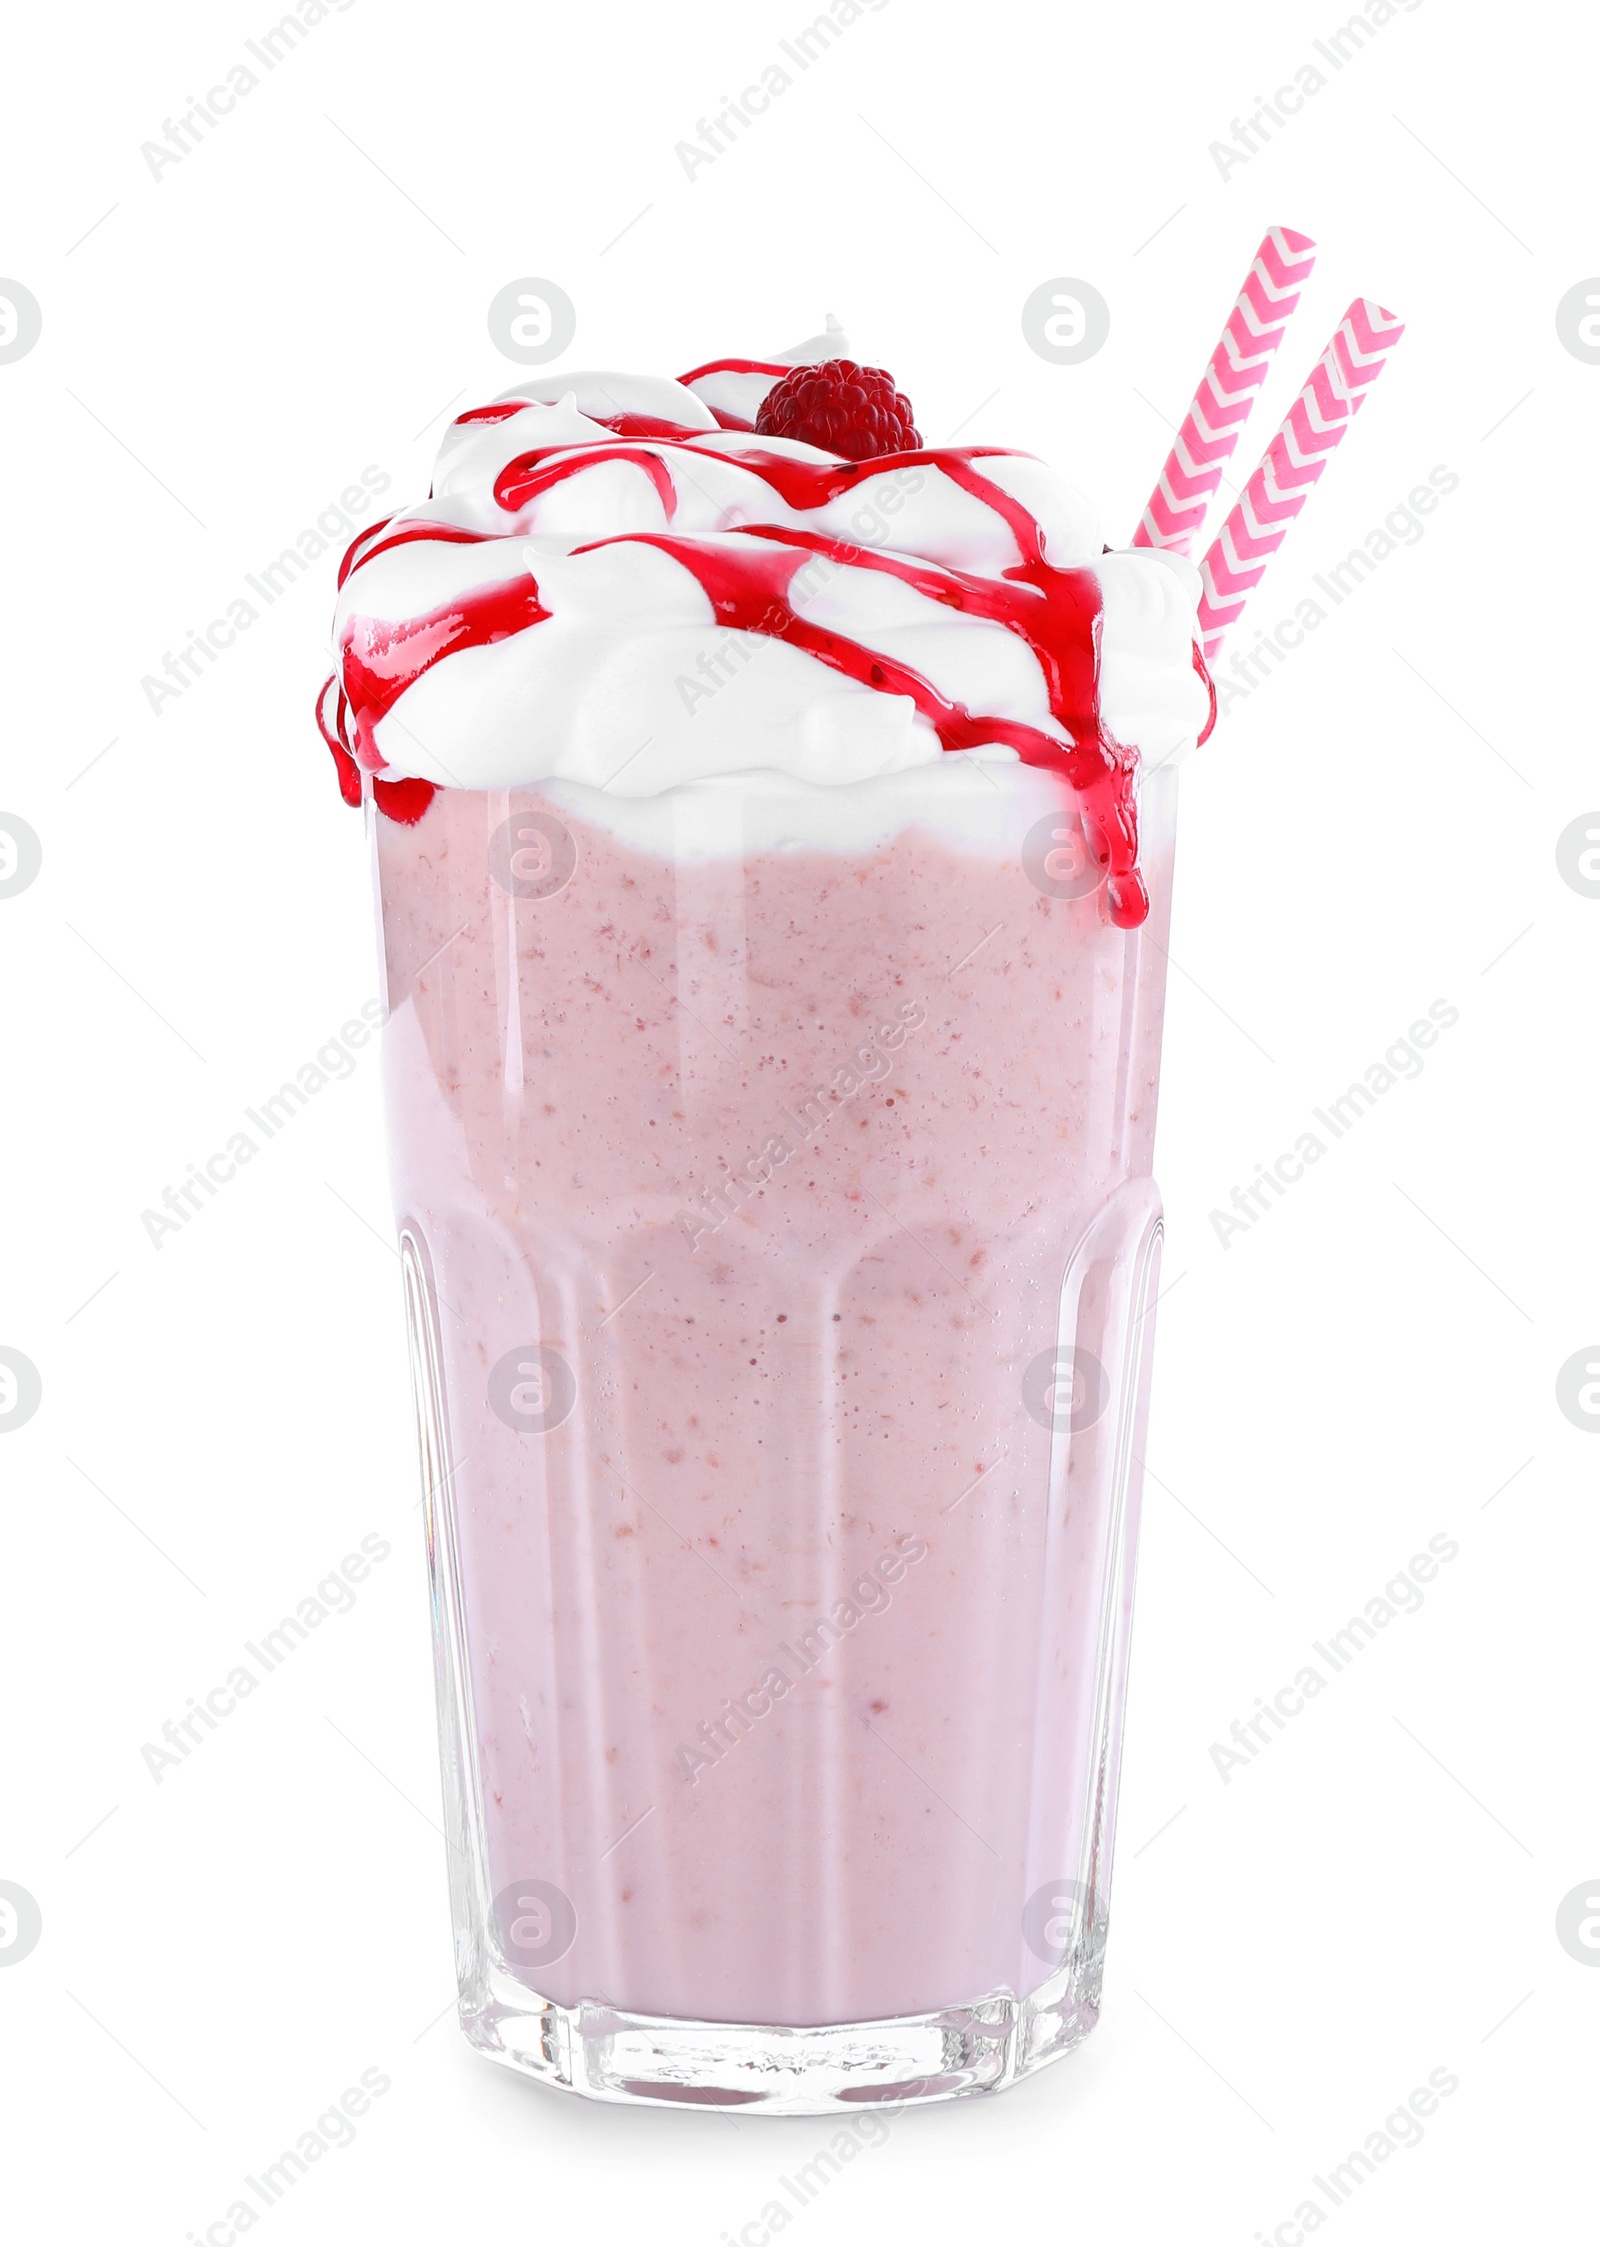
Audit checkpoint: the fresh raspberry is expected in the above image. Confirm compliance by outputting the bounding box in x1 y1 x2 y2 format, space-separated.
755 360 921 461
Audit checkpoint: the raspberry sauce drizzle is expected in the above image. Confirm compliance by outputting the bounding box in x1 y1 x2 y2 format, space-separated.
315 678 434 823
590 522 1144 927
328 412 1214 923
586 411 712 440
676 358 793 430
677 357 793 382
1194 643 1218 746
339 578 552 771
456 399 707 442
338 517 496 588
494 445 678 517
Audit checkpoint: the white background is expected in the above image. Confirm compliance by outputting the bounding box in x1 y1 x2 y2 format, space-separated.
2 0 1593 2239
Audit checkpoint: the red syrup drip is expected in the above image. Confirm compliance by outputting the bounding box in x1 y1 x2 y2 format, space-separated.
340 519 497 583
676 359 793 432
677 356 793 384
678 439 1020 510
339 576 552 774
494 445 678 517
370 774 437 823
588 522 1143 927
338 517 392 588
315 678 362 807
454 399 708 441
590 411 710 440
336 515 506 589
560 441 1150 923
344 445 685 587
314 677 435 823
1194 642 1218 746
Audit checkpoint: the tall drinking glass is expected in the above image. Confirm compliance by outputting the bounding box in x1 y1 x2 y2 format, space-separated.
371 749 1179 2111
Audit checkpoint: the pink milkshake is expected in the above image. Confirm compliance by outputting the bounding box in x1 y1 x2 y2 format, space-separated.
324 337 1212 2109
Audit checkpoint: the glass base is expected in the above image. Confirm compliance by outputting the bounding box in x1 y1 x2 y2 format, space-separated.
459 1957 1101 2113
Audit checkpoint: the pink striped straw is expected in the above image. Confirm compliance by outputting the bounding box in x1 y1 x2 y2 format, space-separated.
1197 299 1405 660
1132 225 1317 556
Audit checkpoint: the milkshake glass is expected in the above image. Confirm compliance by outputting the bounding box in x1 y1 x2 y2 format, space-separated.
328 348 1210 2110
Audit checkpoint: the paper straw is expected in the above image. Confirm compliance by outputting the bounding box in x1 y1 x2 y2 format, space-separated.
1196 299 1405 660
1132 226 1318 556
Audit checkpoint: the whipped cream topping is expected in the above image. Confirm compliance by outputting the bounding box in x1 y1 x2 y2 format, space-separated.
322 332 1213 924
